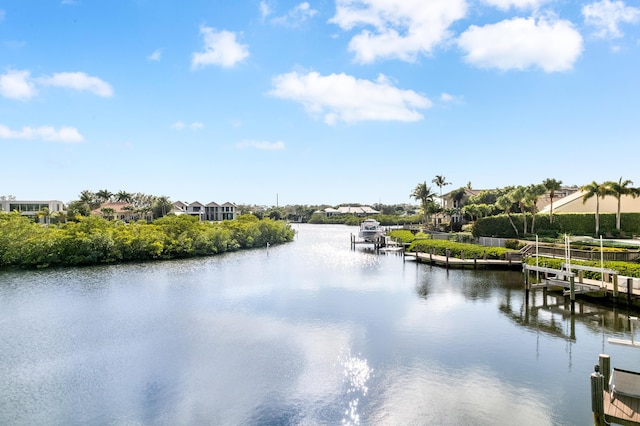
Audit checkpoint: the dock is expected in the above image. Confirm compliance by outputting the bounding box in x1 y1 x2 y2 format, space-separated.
523 263 639 313
403 250 521 269
592 353 640 426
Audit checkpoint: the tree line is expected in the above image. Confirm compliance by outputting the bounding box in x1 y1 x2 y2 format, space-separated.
0 213 295 269
411 176 640 237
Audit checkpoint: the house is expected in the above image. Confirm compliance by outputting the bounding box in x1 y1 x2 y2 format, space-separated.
0 199 65 222
90 202 153 222
538 190 640 214
172 201 237 221
318 206 379 217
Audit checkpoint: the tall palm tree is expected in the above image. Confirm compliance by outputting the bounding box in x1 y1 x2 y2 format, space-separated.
543 178 562 224
527 183 547 234
508 186 528 234
496 195 519 236
411 182 436 225
606 177 640 230
432 175 450 205
581 181 610 236
79 190 100 211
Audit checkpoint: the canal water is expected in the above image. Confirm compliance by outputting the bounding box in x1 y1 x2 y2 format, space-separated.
0 224 638 425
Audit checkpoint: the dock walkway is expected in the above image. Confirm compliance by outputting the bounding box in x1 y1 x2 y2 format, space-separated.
404 251 521 269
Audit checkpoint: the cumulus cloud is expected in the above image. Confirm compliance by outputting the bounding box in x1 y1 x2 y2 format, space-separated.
171 121 204 130
0 69 38 100
148 48 162 61
481 0 552 11
329 0 466 63
192 26 249 69
0 124 84 143
237 140 285 150
583 0 640 38
38 72 113 97
269 71 431 125
271 2 318 27
457 16 584 72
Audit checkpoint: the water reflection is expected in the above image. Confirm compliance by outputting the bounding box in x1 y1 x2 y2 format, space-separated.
1 224 639 425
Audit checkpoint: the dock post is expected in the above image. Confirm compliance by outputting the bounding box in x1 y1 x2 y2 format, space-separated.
579 270 584 284
474 254 477 270
524 267 529 296
627 278 633 305
570 275 576 314
591 364 605 426
445 249 450 269
599 354 610 392
613 274 619 299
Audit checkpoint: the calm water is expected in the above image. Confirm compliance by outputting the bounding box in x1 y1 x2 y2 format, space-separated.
1 224 638 426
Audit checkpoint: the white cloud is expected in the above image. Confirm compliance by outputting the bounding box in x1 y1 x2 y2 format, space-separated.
237 140 285 150
38 72 113 97
329 0 467 63
481 0 552 11
440 92 463 103
171 121 204 130
192 26 249 69
0 69 38 100
269 71 431 125
582 0 640 38
260 1 272 20
271 2 318 27
457 16 583 72
0 124 84 143
148 48 162 61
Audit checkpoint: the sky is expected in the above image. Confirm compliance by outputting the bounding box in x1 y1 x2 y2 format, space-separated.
1 0 639 207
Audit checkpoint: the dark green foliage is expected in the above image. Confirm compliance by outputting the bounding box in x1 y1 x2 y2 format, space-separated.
473 213 640 238
408 239 516 260
0 212 294 269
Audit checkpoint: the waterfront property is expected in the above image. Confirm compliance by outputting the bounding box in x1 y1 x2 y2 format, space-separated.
171 200 237 221
0 199 65 222
1 224 638 425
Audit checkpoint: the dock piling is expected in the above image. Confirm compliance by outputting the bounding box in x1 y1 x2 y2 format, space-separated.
591 364 605 426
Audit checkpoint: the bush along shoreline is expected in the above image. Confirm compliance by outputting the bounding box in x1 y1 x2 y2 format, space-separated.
0 213 295 269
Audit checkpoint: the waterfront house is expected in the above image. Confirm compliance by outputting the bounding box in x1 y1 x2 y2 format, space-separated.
172 201 237 221
0 199 65 223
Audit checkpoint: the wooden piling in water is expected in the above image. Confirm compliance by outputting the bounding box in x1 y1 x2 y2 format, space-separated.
591 364 605 426
599 354 610 392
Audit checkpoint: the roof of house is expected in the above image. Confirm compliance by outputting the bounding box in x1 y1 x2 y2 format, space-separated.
538 190 640 214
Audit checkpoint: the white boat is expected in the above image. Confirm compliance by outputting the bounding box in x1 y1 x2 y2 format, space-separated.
358 219 384 242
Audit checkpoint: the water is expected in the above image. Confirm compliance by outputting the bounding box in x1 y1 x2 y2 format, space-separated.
0 224 638 425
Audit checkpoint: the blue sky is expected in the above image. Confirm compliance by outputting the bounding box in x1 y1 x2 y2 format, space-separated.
1 0 639 206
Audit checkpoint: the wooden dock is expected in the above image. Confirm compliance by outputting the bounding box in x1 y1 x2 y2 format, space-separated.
604 390 640 425
404 251 521 269
592 354 640 426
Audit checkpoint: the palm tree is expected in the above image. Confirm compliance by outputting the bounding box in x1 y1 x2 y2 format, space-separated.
411 182 436 225
581 181 610 236
96 189 113 203
527 184 547 234
37 207 51 225
606 177 640 230
496 195 519 236
100 207 116 221
508 186 529 234
115 190 133 203
543 178 562 224
79 190 100 211
432 175 450 205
